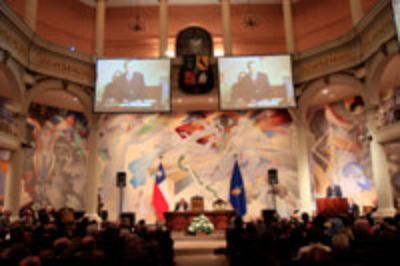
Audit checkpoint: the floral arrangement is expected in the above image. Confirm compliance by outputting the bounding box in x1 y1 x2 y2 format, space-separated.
187 214 214 235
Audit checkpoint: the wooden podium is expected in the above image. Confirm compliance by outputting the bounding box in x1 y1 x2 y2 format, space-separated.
316 198 349 216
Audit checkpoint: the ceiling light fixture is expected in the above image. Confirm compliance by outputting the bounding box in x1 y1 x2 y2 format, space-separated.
128 0 145 32
241 0 260 30
129 15 145 32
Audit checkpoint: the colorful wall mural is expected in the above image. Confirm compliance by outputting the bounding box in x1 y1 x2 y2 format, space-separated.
21 103 89 210
308 97 376 210
385 142 400 205
97 110 299 222
0 149 10 206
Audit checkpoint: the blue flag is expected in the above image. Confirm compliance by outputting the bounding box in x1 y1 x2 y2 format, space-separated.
229 160 247 216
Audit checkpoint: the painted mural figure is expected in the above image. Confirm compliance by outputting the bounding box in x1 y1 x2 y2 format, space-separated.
31 120 56 208
23 107 88 211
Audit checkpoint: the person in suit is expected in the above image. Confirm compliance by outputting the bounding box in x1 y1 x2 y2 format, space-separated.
326 184 343 198
122 60 146 101
100 70 127 106
174 198 189 212
243 61 270 100
231 71 250 104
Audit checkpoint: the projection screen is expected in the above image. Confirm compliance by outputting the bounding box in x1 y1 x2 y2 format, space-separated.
393 0 400 42
218 55 295 110
95 59 171 113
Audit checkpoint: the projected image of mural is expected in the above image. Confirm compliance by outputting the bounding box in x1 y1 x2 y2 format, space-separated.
97 110 299 222
308 97 376 209
0 150 10 206
21 104 89 210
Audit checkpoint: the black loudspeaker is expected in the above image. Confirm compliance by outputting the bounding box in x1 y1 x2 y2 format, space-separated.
262 209 277 223
268 169 278 185
116 172 126 187
120 212 135 228
100 210 108 221
74 211 85 220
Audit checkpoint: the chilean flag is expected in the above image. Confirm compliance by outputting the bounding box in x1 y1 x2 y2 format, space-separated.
152 163 170 221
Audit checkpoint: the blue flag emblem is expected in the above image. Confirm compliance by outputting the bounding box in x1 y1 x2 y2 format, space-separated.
229 160 247 216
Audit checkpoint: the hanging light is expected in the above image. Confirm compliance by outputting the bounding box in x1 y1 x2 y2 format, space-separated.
129 15 144 32
128 0 145 32
241 0 260 30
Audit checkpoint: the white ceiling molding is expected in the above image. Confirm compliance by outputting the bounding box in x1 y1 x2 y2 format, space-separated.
80 0 298 7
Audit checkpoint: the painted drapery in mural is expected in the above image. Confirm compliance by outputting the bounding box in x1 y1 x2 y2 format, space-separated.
21 104 88 210
308 97 376 209
97 110 299 222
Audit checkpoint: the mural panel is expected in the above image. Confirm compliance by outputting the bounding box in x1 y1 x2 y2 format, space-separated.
21 103 88 210
98 110 299 222
0 149 10 206
385 142 400 208
308 97 376 210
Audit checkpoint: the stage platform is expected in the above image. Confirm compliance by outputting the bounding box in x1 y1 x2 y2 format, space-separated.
173 231 228 266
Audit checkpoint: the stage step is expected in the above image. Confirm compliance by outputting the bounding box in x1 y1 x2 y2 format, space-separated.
174 239 228 266
172 231 225 241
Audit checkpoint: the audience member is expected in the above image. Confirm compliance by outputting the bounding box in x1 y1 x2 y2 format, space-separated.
0 208 174 266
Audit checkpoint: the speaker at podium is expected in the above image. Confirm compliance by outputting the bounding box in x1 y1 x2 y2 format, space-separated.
262 209 277 223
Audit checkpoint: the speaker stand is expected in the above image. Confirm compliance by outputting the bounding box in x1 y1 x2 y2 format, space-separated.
271 184 277 211
119 186 124 216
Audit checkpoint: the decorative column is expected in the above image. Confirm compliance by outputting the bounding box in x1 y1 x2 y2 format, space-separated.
159 0 168 57
366 108 396 218
221 0 232 55
85 117 101 221
294 112 313 214
95 0 106 56
350 0 364 25
4 113 27 221
24 0 38 30
282 0 295 53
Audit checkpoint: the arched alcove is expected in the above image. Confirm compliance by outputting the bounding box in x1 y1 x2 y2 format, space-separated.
299 74 376 211
22 80 93 211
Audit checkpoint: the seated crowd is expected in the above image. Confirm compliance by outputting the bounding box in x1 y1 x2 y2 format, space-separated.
0 206 174 266
226 210 400 266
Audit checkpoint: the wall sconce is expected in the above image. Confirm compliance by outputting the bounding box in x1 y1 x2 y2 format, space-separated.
214 48 224 57
166 49 175 58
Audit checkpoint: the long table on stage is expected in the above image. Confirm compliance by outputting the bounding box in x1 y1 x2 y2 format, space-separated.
164 211 236 231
